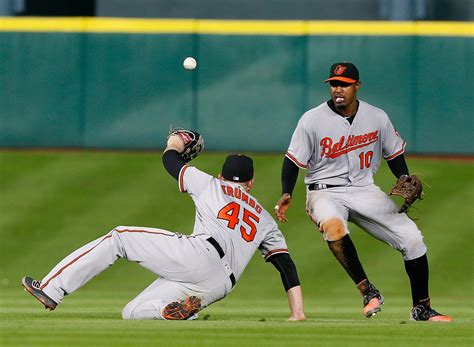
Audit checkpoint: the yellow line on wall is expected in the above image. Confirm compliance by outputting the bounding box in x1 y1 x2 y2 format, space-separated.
0 17 472 37
306 21 473 36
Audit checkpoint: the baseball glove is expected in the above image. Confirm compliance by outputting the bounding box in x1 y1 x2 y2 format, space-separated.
389 174 423 213
167 129 204 162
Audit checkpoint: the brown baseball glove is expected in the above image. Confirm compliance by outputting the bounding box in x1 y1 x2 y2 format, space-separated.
389 174 423 213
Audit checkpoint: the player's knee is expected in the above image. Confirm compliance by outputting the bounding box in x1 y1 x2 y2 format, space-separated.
107 226 125 240
122 300 166 320
122 302 134 320
320 218 347 241
122 301 145 320
401 235 427 260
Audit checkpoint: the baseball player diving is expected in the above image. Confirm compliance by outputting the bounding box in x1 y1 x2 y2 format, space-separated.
274 62 451 322
22 130 306 321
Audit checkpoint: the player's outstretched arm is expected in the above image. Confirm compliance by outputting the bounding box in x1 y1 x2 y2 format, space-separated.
162 134 187 180
275 157 299 222
268 253 306 321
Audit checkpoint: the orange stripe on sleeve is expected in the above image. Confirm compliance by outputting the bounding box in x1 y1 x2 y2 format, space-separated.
385 142 406 160
285 152 308 169
264 248 289 260
178 165 189 192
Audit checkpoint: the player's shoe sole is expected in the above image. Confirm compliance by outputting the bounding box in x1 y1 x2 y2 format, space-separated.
364 295 384 318
162 296 201 320
21 276 57 311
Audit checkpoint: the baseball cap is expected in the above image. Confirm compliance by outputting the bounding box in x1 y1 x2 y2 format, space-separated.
324 62 359 84
221 154 254 182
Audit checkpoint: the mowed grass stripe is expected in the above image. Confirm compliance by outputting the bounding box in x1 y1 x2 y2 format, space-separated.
0 152 122 226
0 153 156 272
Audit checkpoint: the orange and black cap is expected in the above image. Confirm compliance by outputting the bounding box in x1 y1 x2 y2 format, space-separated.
324 62 359 84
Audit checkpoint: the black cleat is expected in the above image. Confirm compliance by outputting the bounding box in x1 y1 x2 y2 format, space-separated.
409 305 452 322
363 284 384 318
22 276 57 311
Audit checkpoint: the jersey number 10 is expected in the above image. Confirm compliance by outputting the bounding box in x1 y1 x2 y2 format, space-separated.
217 202 260 242
359 151 374 169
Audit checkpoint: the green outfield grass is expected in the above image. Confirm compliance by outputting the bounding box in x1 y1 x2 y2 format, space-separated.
0 151 473 346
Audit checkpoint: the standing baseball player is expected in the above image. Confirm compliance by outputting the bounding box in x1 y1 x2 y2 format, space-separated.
22 130 306 321
274 62 451 322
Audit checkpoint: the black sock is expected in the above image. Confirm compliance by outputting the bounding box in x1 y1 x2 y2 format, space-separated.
327 235 368 288
404 254 429 306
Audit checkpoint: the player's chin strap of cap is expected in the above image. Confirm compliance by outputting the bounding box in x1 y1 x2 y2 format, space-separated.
206 237 236 288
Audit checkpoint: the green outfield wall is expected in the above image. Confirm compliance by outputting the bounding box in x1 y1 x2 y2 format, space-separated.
1 18 472 154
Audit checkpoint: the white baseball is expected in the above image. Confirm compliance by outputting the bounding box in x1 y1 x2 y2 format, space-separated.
183 57 197 70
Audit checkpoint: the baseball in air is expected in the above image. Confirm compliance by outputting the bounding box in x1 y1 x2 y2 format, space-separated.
183 57 197 70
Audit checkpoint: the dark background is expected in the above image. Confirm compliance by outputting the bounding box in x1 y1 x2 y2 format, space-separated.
2 0 473 21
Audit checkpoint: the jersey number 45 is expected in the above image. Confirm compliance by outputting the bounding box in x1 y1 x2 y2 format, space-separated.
217 202 259 242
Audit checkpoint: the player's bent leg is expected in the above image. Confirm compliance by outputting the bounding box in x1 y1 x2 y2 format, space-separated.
320 219 384 318
348 185 426 258
122 278 202 320
35 226 185 307
37 227 132 305
320 218 385 318
401 233 427 262
306 190 349 239
123 296 201 320
320 218 348 241
403 254 452 322
348 186 449 320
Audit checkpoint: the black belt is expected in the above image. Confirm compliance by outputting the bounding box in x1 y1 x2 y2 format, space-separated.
308 183 343 191
206 237 236 288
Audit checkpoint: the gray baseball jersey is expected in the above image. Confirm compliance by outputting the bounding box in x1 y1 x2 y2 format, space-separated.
179 165 289 280
286 100 405 186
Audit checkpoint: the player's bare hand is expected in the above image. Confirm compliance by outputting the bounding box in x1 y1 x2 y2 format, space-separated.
274 193 292 222
166 134 185 153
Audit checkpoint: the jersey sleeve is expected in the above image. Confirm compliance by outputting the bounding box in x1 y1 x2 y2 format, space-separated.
286 117 312 169
178 165 213 196
258 219 289 260
381 115 406 160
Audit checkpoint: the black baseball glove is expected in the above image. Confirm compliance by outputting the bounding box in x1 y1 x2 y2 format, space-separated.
389 174 423 213
167 129 204 162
